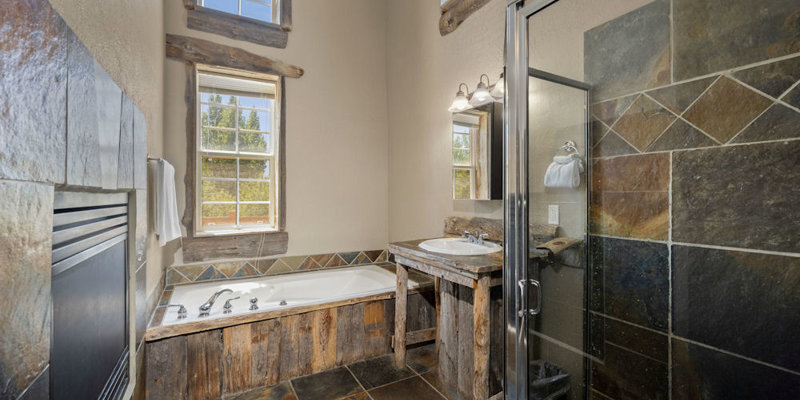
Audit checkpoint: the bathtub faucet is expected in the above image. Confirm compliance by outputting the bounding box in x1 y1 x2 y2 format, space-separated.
199 289 233 317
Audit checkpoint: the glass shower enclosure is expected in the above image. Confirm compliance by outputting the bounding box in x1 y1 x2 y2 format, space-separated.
504 0 800 399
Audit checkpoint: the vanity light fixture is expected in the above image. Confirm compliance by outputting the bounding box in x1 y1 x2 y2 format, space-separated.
469 74 494 107
448 83 472 112
490 72 504 99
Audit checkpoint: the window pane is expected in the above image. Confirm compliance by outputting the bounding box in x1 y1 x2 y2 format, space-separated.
201 180 236 202
240 159 270 179
201 204 236 227
201 128 236 152
239 96 270 110
239 181 270 202
453 149 470 165
453 124 471 134
241 110 270 131
239 132 270 153
201 157 237 178
454 168 471 184
453 133 470 148
202 103 237 129
202 0 238 15
454 184 471 199
241 0 273 23
240 204 270 225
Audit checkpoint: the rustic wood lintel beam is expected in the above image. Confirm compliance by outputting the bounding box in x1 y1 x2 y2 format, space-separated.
165 34 304 78
439 0 493 36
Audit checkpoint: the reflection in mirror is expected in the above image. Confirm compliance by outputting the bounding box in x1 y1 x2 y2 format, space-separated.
452 103 497 200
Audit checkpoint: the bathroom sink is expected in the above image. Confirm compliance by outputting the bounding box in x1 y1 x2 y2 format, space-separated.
419 238 502 256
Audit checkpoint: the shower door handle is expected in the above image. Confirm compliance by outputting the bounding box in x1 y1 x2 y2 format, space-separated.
517 279 543 317
517 279 526 317
529 279 542 315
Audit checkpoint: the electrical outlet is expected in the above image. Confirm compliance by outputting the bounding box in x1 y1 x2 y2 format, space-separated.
548 205 559 225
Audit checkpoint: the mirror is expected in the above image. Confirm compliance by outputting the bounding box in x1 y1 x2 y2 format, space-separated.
451 102 502 200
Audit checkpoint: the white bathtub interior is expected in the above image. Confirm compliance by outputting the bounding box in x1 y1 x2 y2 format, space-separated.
161 265 418 325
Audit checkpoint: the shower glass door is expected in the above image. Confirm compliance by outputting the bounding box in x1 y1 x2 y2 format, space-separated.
504 1 631 399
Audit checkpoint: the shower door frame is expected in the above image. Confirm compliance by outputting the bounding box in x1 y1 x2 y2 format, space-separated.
503 1 592 399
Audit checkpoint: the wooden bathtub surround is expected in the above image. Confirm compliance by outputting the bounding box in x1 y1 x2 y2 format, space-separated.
145 286 436 399
390 239 503 400
146 266 433 341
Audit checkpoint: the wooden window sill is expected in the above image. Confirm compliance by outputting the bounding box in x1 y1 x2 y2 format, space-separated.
182 230 288 263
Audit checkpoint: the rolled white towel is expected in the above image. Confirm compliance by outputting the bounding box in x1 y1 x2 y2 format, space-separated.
544 154 584 189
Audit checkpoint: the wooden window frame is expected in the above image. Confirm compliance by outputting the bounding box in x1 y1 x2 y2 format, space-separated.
183 0 292 49
166 34 304 262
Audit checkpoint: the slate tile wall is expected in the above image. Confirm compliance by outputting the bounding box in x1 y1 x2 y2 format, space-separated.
0 0 149 398
584 0 800 398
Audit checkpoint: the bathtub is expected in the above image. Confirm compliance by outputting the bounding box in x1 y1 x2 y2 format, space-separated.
160 264 420 326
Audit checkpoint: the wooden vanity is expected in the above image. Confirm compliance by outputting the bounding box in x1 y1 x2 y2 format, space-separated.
389 239 503 400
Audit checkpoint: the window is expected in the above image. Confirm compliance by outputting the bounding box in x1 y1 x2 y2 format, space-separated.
198 0 281 24
196 68 280 234
452 120 476 199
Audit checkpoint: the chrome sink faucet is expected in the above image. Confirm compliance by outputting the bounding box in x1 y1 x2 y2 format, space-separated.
464 231 490 245
199 288 233 317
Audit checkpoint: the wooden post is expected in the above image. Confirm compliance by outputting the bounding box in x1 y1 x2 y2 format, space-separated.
394 262 409 368
434 276 441 355
473 275 491 400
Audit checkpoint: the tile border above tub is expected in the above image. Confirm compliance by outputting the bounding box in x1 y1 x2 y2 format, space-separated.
166 249 390 285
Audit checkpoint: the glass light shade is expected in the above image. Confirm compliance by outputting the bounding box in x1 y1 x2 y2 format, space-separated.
469 86 493 106
490 78 504 98
448 91 470 112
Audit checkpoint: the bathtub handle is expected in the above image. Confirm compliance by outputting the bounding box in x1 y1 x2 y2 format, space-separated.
223 297 240 314
166 304 187 319
249 297 259 310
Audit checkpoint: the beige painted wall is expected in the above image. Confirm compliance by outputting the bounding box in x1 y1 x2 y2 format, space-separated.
384 0 652 242
386 0 506 242
163 0 390 263
47 0 165 297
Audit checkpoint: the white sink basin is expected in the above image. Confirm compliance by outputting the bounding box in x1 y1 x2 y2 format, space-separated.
419 238 502 256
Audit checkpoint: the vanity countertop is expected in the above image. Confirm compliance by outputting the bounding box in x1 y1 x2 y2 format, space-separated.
388 238 502 276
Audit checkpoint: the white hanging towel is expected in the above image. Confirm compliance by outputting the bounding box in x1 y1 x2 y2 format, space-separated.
154 159 182 246
544 154 584 189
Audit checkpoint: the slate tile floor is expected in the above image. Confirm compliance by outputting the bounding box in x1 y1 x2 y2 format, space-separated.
226 344 449 400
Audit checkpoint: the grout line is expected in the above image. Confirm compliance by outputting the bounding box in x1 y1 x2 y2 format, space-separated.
591 136 800 161
588 310 669 337
639 81 723 147
777 78 800 106
591 233 800 258
667 151 674 400
590 53 800 106
406 359 449 400
673 337 800 377
363 374 419 392
591 233 669 245
722 74 782 143
605 341 667 366
724 99 775 144
607 94 640 132
288 380 300 400
670 241 800 258
343 364 371 397
677 115 723 146
669 0 674 85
